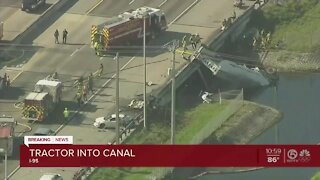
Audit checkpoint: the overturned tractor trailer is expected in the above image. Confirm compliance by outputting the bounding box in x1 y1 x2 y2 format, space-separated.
91 6 168 55
22 79 63 121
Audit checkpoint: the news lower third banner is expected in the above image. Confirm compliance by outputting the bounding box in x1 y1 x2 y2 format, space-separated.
20 144 320 167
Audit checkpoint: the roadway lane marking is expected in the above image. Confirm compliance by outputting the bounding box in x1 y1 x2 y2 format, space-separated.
11 71 23 82
168 0 199 26
129 0 135 5
70 45 86 57
158 0 168 7
70 48 79 56
54 56 136 134
86 0 104 15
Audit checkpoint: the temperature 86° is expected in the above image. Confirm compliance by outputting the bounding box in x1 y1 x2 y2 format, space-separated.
267 157 279 163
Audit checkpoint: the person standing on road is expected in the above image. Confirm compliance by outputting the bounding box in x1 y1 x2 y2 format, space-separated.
98 63 103 77
82 84 88 101
190 34 196 49
3 73 7 88
54 29 59 44
63 29 68 44
75 91 82 107
63 108 69 121
6 76 10 88
88 73 94 94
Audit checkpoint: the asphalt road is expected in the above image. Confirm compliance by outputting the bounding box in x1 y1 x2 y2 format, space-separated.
0 0 201 178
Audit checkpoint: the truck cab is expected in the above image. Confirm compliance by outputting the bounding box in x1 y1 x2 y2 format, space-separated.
21 0 46 11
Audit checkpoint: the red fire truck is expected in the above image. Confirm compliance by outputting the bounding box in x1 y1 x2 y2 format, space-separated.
91 6 167 55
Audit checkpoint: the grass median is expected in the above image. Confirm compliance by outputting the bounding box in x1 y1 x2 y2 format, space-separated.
89 101 229 180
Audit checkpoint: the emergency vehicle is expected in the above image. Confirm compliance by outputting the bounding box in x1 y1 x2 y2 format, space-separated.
0 21 3 40
91 6 167 55
0 117 16 157
22 78 63 121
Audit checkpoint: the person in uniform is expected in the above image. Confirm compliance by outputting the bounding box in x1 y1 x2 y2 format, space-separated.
63 108 69 121
98 63 104 77
63 29 68 44
54 29 59 44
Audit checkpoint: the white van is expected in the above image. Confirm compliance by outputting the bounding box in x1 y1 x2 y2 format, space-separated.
39 174 63 180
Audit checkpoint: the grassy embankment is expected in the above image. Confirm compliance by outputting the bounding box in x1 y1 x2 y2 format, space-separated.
312 171 320 180
89 102 229 180
262 0 320 52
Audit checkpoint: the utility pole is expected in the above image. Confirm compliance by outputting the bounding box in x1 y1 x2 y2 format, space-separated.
0 148 7 180
115 53 120 144
143 14 147 128
170 40 178 144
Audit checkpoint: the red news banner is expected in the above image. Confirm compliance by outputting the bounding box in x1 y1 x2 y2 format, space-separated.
20 145 320 167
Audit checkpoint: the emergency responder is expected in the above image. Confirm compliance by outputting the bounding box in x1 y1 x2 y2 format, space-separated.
82 84 88 101
3 73 7 88
98 63 103 77
253 37 257 49
194 33 201 48
190 34 196 49
266 32 271 44
221 19 227 31
6 76 10 88
52 72 58 80
63 29 68 44
181 34 189 58
54 29 59 44
231 10 236 21
88 73 94 94
75 91 82 107
63 108 69 121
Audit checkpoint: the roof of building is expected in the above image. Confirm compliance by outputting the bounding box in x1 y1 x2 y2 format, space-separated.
36 79 61 87
25 92 49 101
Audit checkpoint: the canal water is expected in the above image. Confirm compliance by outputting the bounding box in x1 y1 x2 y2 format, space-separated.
198 73 320 180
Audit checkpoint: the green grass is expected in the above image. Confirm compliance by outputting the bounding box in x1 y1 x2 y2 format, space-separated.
89 102 228 180
262 0 320 52
312 171 320 180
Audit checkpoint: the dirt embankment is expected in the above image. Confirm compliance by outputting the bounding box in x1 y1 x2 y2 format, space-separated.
262 50 320 73
207 101 282 144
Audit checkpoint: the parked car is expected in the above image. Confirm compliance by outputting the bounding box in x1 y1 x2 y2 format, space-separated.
33 127 54 136
21 0 46 11
94 113 134 129
39 173 63 180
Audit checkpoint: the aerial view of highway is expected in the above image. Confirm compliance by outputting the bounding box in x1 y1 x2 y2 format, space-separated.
1 0 320 179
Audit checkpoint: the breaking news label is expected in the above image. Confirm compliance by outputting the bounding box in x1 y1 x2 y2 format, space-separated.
20 138 320 167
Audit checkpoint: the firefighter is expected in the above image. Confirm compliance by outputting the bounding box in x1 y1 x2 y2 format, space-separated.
231 10 236 21
190 34 196 49
63 108 69 121
54 29 59 44
82 84 88 101
62 29 68 44
194 33 201 48
75 91 82 107
52 72 58 80
98 63 103 77
88 73 94 94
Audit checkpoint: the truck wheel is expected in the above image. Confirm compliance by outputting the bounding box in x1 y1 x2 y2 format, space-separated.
99 123 105 129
